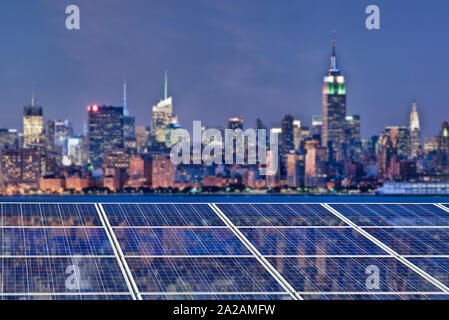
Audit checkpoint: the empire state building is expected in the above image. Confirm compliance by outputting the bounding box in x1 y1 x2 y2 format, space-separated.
322 34 347 160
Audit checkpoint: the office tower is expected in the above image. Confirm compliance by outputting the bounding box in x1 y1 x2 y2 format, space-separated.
126 154 153 188
88 105 124 169
343 114 361 159
152 71 178 144
151 154 175 188
287 151 305 188
228 117 244 130
292 120 301 150
312 115 323 139
46 120 73 153
424 137 439 153
437 121 449 172
322 34 347 161
1 149 41 188
408 100 421 158
23 99 44 149
385 126 409 159
64 136 84 166
103 149 132 173
0 129 18 150
136 126 150 152
280 114 295 155
305 139 328 188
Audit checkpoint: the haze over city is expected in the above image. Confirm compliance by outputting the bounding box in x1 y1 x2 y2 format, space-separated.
0 0 448 138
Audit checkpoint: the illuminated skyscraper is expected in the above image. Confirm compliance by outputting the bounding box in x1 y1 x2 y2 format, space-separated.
88 105 124 169
322 33 347 161
23 95 44 149
408 100 421 158
152 71 178 144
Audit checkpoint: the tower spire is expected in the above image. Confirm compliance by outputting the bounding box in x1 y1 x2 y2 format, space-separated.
164 70 168 100
330 30 338 72
31 81 35 107
123 78 128 116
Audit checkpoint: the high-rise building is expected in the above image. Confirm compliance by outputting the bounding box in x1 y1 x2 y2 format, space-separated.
408 100 421 158
151 154 175 188
63 136 84 166
23 101 44 149
1 149 41 188
312 115 323 139
293 120 302 150
343 115 361 159
305 139 328 188
280 114 294 155
228 117 244 130
287 151 305 188
322 34 347 161
152 72 178 144
437 121 449 172
0 129 18 150
46 120 73 153
88 105 124 169
385 126 409 159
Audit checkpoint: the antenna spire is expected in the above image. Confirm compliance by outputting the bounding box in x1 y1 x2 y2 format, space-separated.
31 81 35 107
164 70 168 100
123 78 128 116
330 30 339 72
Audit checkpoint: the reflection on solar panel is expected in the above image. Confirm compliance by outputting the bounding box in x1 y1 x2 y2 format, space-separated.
1 202 449 300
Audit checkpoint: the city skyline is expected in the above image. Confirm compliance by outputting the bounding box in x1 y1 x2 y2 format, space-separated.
0 0 448 139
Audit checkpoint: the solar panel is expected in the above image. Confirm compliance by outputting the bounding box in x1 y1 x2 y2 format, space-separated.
363 228 449 256
114 228 252 256
0 257 131 294
0 227 114 256
329 204 449 226
238 227 387 256
126 257 285 294
265 257 442 293
407 258 449 288
103 203 225 227
2 202 449 300
217 204 346 227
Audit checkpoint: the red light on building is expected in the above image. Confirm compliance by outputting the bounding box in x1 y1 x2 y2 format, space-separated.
87 105 92 112
93 105 99 112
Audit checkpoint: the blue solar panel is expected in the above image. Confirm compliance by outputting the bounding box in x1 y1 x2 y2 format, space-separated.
0 203 101 227
0 295 134 300
266 257 441 293
239 228 387 256
0 228 114 256
125 257 285 293
142 294 293 300
0 257 132 294
114 228 252 256
330 204 449 226
217 204 346 226
103 203 225 227
363 228 449 256
301 294 449 300
407 258 449 288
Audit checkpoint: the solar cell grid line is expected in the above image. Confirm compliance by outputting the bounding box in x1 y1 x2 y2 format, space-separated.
96 203 141 300
321 203 449 294
210 203 301 300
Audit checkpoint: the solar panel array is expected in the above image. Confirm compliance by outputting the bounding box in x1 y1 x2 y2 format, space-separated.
1 202 449 300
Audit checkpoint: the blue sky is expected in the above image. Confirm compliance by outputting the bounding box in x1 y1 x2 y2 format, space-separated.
0 0 448 138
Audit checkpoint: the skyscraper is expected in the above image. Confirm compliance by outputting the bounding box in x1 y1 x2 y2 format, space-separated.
408 100 421 158
280 114 294 155
152 71 178 144
23 95 44 149
322 33 347 161
88 105 124 169
122 79 136 142
437 121 449 172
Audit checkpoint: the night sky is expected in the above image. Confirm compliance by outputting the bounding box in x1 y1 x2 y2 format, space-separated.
0 0 448 139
